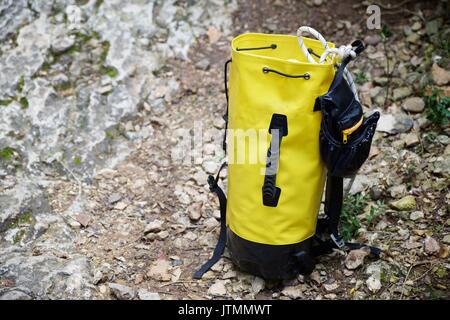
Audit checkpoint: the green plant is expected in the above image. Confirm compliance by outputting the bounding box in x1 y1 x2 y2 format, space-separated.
423 88 450 126
354 71 368 85
17 76 25 93
0 147 16 160
340 194 369 241
366 200 387 226
101 65 118 78
379 24 393 108
19 97 29 109
74 156 82 165
0 99 12 106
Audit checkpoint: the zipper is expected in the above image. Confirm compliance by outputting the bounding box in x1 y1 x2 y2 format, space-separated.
342 116 363 144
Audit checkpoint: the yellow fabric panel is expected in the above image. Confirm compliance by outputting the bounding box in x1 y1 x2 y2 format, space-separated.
227 33 335 245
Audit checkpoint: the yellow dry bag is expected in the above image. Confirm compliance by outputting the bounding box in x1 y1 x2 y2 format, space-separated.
194 27 381 280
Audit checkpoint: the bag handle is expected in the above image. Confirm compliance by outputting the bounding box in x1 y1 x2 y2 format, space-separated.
262 114 288 207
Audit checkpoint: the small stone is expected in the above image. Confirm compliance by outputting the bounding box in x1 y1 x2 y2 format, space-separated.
426 20 440 36
323 281 339 292
204 217 219 230
195 59 210 71
52 35 75 54
343 269 354 277
402 97 425 113
108 193 122 205
202 160 218 174
366 276 381 292
389 184 407 198
364 34 381 46
411 22 422 31
137 289 160 300
192 170 208 186
345 247 370 270
147 259 171 281
442 235 450 244
281 286 303 299
393 87 412 101
424 237 440 255
251 276 265 294
376 113 413 134
114 202 128 210
208 280 227 296
369 86 383 98
93 270 104 284
188 202 202 221
108 283 135 300
404 133 420 147
157 230 169 240
144 220 163 234
390 195 416 211
432 63 450 85
75 213 91 227
207 27 221 44
409 211 424 221
213 118 225 129
99 85 113 95
406 33 420 44
313 0 323 6
310 271 321 284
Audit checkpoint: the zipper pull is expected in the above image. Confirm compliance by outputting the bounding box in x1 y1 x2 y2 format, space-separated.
343 132 348 144
341 116 364 145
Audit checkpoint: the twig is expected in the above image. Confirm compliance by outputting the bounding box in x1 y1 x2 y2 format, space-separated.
400 255 416 300
57 159 83 197
400 259 434 299
375 0 415 10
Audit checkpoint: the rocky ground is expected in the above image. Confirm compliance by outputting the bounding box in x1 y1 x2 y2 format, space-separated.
0 0 449 300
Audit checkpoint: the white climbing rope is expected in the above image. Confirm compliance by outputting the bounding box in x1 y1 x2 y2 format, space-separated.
297 26 360 195
296 26 360 102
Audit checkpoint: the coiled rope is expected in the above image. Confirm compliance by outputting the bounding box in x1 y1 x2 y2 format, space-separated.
296 26 360 102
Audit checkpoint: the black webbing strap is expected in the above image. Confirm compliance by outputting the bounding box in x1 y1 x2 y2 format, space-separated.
312 173 381 258
222 59 232 152
193 163 228 279
311 236 381 258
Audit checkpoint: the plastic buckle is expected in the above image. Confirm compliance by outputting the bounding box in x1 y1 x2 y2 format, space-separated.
331 233 346 249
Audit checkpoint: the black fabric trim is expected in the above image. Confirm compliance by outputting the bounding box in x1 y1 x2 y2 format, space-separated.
227 228 313 280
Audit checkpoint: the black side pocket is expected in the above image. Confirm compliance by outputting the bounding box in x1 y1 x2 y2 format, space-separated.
319 111 380 177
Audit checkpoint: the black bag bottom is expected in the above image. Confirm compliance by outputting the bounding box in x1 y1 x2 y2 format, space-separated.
227 228 314 280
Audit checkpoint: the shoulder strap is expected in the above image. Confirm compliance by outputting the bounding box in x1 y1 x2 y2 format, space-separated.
193 163 227 279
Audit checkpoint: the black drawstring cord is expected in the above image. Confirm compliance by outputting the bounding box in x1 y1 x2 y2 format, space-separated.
262 67 311 80
236 44 277 51
307 48 321 59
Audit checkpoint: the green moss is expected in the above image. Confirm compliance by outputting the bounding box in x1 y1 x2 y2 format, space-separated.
0 147 16 161
101 66 118 78
0 99 13 106
17 76 25 93
19 97 29 109
19 211 33 224
54 81 72 92
105 130 115 139
100 41 110 64
74 156 82 165
12 229 26 244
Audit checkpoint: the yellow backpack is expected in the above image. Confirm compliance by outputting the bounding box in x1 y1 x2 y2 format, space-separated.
194 27 380 280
